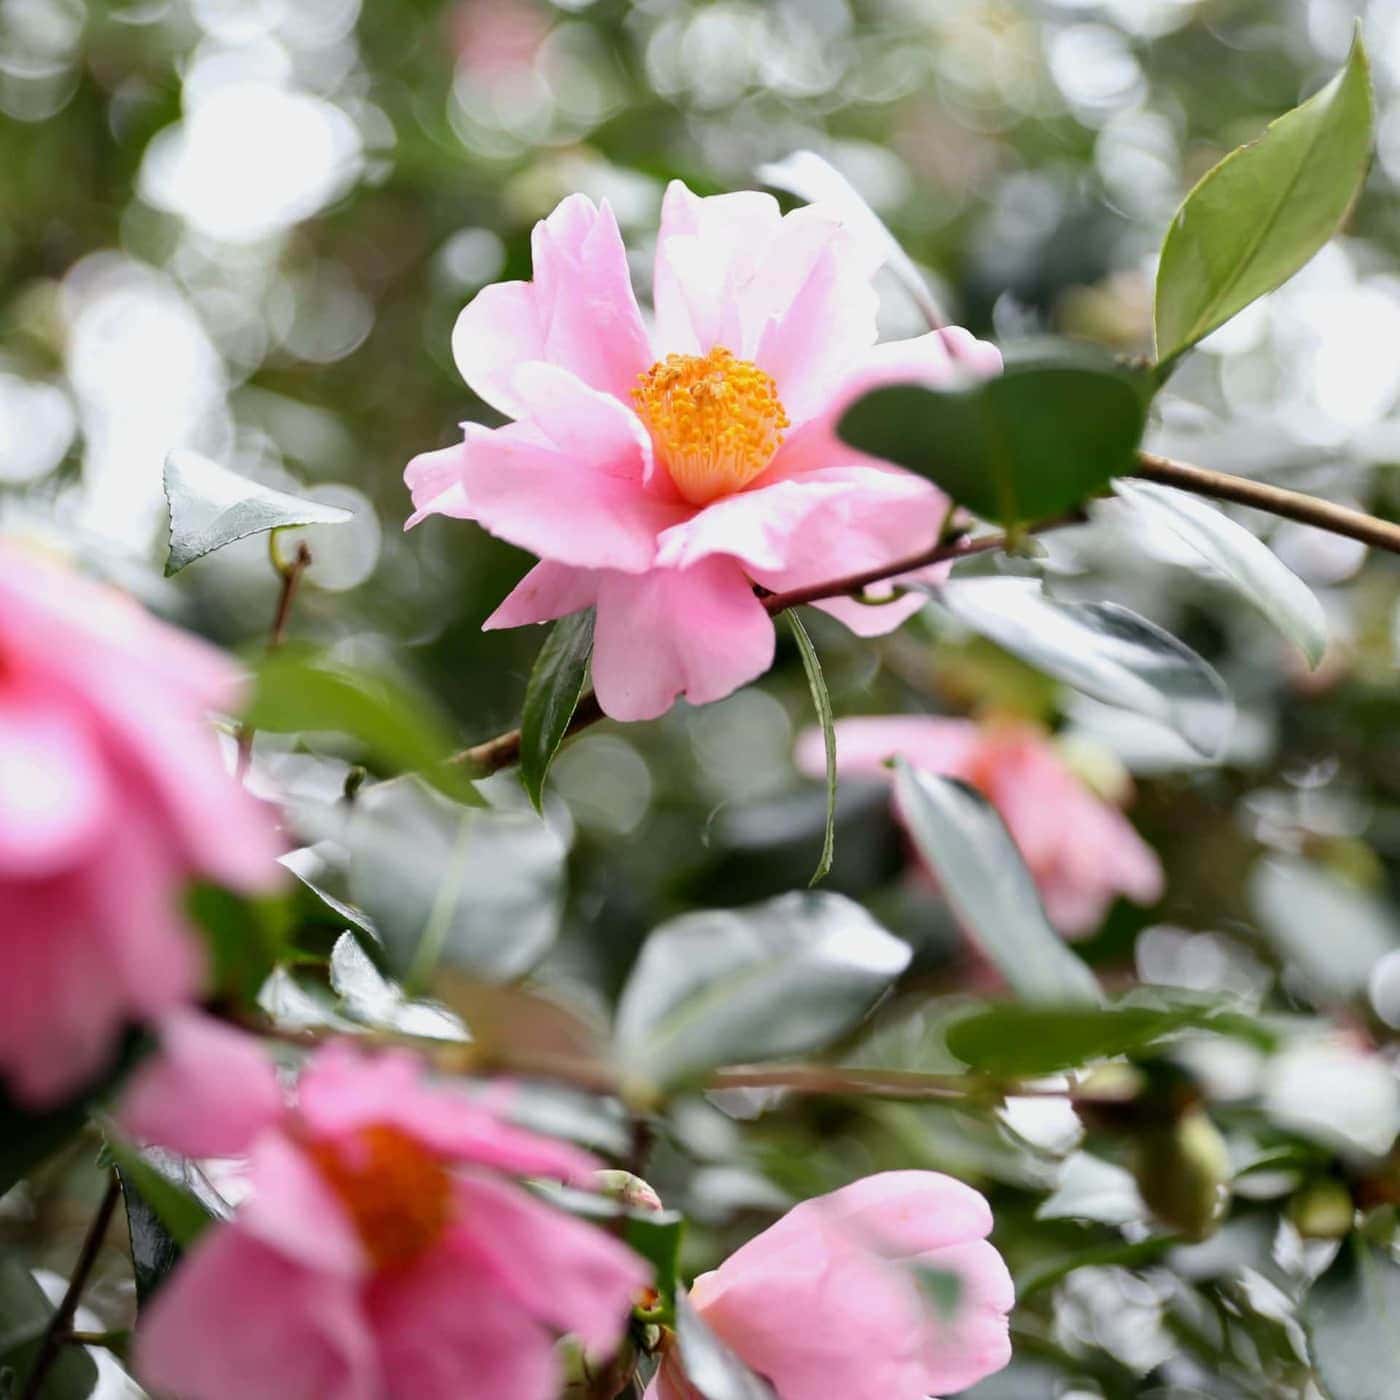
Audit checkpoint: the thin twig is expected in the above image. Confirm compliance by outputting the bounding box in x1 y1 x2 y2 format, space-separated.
446 455 1400 779
236 533 314 779
21 1174 121 1400
1133 452 1400 556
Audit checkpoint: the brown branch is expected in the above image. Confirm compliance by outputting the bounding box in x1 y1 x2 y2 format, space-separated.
20 1174 121 1400
447 455 1400 779
1133 452 1400 556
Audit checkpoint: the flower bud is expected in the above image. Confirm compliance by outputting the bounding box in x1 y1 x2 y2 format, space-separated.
1287 1178 1356 1240
594 1169 664 1215
1131 1106 1231 1241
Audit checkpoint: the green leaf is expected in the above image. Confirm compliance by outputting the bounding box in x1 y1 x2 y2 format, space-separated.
1015 1235 1177 1300
1250 856 1400 999
346 779 567 984
935 578 1233 759
1155 33 1374 366
244 647 482 806
109 1148 222 1309
945 1001 1272 1077
163 449 351 575
837 347 1151 527
519 610 594 813
787 612 836 886
892 761 1100 1005
1113 478 1327 667
614 892 912 1094
184 882 292 1005
1037 1152 1145 1227
107 1144 224 1250
0 1256 98 1400
1304 1234 1400 1400
674 1294 777 1400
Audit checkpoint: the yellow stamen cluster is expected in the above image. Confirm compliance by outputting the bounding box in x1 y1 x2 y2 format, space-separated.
305 1123 454 1271
633 347 789 506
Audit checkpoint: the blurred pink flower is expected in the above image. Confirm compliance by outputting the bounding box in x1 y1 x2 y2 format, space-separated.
797 716 1164 936
134 1041 649 1400
449 0 549 78
649 1171 1013 1400
406 184 1000 721
0 543 282 1107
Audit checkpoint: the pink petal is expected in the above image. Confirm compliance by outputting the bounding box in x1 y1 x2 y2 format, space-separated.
296 1044 600 1181
454 1173 649 1351
118 1010 283 1159
591 559 775 721
239 1131 367 1277
452 195 651 414
369 1241 559 1400
797 717 982 786
652 182 785 356
404 444 472 529
455 368 686 573
135 1224 377 1400
483 561 598 630
0 686 108 876
913 1238 1015 1395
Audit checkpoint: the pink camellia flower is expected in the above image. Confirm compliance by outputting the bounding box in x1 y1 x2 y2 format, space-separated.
405 183 1000 721
797 716 1164 936
132 1038 650 1400
0 542 281 1107
649 1171 1013 1400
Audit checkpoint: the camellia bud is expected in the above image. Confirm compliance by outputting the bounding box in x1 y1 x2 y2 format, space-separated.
1287 1178 1356 1240
594 1169 665 1215
1131 1106 1232 1242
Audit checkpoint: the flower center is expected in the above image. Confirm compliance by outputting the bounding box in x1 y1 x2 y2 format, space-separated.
633 347 789 506
305 1123 454 1271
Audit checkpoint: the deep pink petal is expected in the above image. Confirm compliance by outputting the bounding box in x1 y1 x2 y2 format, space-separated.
591 559 775 721
369 1240 559 1400
119 1010 283 1159
135 1225 378 1400
454 1174 649 1351
239 1131 367 1277
296 1044 600 1181
453 195 651 414
0 686 108 876
483 562 598 630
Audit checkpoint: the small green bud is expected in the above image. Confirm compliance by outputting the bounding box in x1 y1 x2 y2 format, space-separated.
1132 1106 1231 1242
1287 1178 1356 1240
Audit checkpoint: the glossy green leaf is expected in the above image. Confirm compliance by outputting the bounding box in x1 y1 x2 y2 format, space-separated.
1155 34 1373 365
244 648 482 806
674 1294 777 1400
1037 1152 1145 1227
837 347 1151 526
946 1001 1272 1077
110 1148 222 1309
935 578 1233 758
787 612 836 885
0 1256 98 1399
519 610 594 813
1304 1235 1400 1400
1015 1235 1177 1300
163 449 351 575
892 761 1100 1005
615 892 912 1093
184 882 292 1004
346 779 567 984
1113 478 1327 667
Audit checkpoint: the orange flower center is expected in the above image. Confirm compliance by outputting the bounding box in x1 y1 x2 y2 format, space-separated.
305 1123 454 1271
633 347 789 506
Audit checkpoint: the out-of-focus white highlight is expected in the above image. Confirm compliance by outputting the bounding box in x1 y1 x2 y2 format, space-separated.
140 78 362 244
